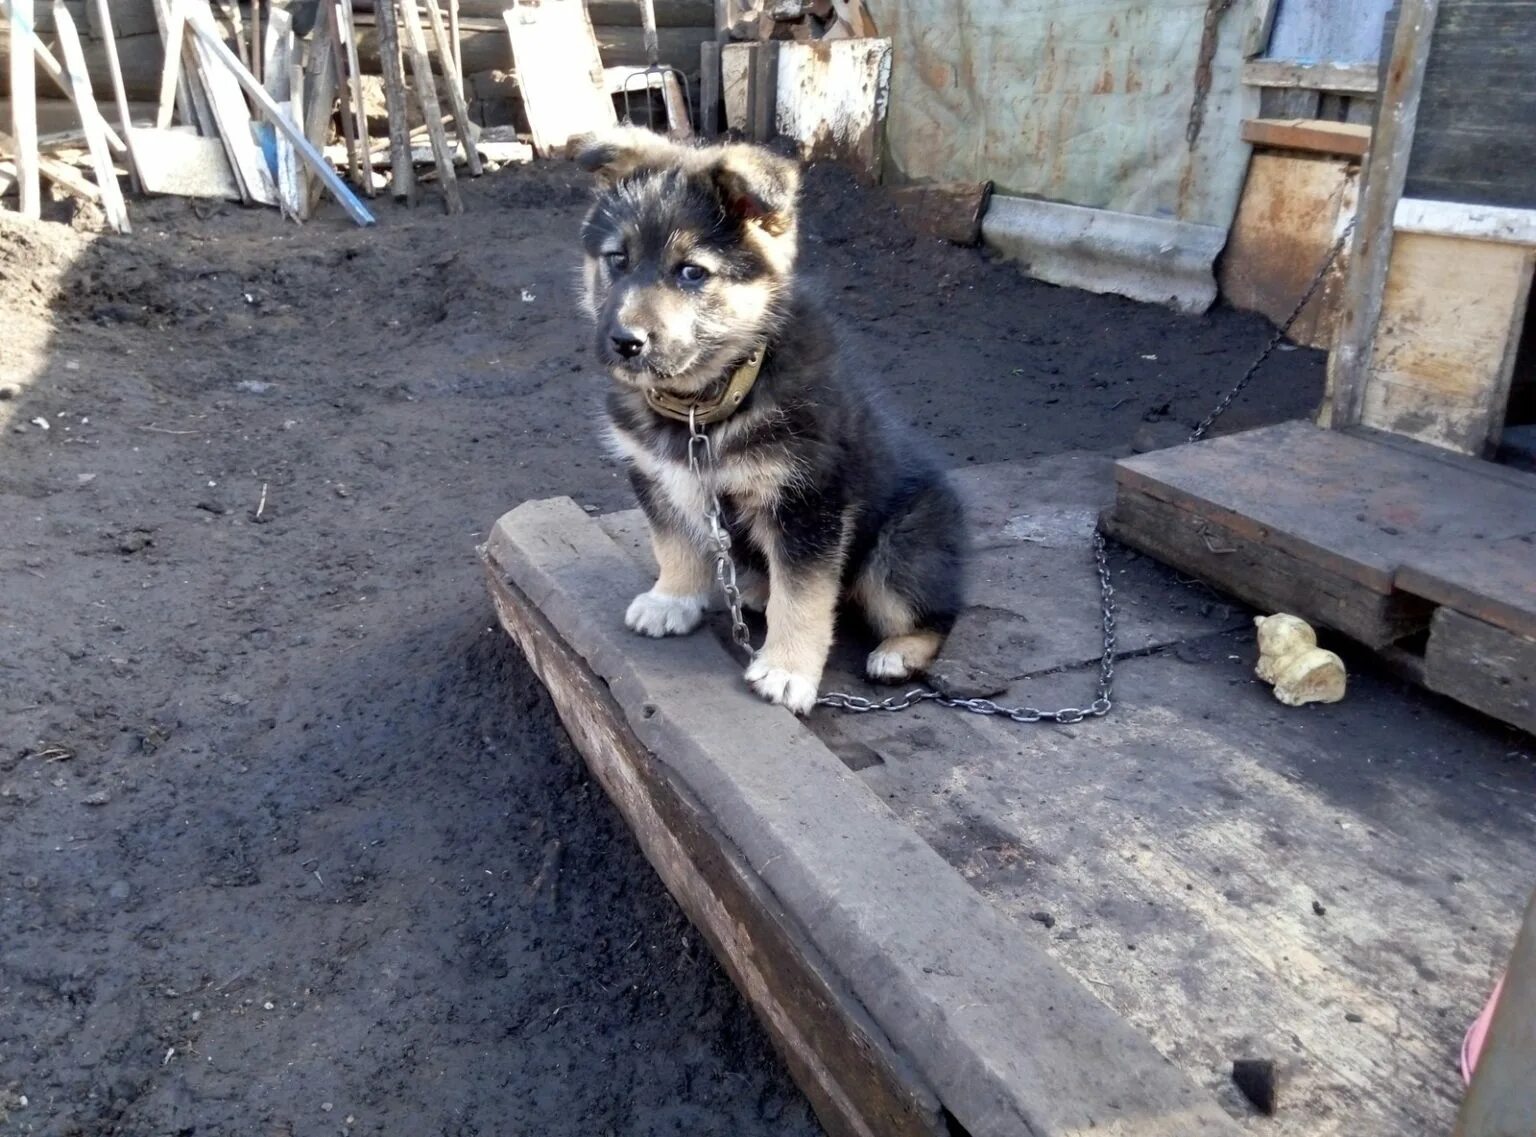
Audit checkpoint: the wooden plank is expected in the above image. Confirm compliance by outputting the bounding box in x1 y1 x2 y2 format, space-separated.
186 0 277 205
747 36 774 142
337 0 379 194
299 0 337 215
8 0 41 216
773 38 888 181
1395 197 1536 246
479 552 948 1137
1241 59 1379 94
1322 0 1439 431
1406 0 1536 211
185 7 375 225
1360 231 1533 454
0 0 130 152
91 0 142 191
698 39 719 136
0 133 101 201
131 123 239 196
1241 0 1278 57
1219 152 1357 350
396 0 461 212
1398 537 1536 644
53 1 129 230
1424 608 1536 736
1102 484 1431 648
370 0 412 201
501 0 615 159
1110 420 1536 633
1456 890 1536 1137
260 3 304 216
1240 117 1370 158
421 0 481 175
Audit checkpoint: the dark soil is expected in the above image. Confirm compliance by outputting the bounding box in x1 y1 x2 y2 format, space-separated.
0 160 1325 1137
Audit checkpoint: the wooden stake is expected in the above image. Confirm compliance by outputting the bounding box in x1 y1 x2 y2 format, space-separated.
396 0 462 213
0 0 127 153
8 0 40 217
336 0 378 194
699 41 720 138
373 0 414 202
186 6 376 226
421 0 481 175
249 0 261 85
91 0 142 192
447 0 462 93
53 2 129 231
323 0 363 187
300 2 339 214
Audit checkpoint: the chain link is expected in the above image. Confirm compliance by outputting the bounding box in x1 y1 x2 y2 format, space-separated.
686 219 1353 723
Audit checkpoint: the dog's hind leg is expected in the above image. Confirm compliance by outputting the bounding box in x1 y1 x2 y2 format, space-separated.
853 575 947 681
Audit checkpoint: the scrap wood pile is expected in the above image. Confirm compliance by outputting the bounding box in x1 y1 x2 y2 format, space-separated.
718 0 875 43
1 0 534 231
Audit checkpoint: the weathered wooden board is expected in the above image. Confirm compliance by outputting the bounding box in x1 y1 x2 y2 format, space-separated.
1240 117 1370 158
1406 0 1536 210
1424 607 1536 736
129 123 238 196
773 37 889 181
1360 231 1534 454
1399 535 1536 644
479 550 947 1137
501 0 614 158
1241 58 1379 93
1220 151 1358 350
9 0 41 217
1108 421 1536 646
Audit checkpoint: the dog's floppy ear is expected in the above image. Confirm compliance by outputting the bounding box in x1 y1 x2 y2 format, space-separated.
570 126 684 185
711 144 801 236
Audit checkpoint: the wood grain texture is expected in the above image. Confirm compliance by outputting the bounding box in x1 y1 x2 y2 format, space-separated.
1240 117 1370 158
1360 231 1534 454
501 0 614 158
1399 535 1536 643
9 0 41 215
1424 608 1536 736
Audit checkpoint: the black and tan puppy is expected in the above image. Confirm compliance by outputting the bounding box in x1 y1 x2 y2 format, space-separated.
576 127 964 715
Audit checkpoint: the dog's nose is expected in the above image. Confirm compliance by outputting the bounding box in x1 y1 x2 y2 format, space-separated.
610 330 647 359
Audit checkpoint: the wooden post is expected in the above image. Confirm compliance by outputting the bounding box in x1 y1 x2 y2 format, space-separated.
749 39 777 143
1322 0 1439 430
1455 889 1536 1137
91 0 142 192
9 0 40 217
185 7 377 226
447 0 462 94
337 0 378 194
699 40 720 138
0 0 128 152
396 0 463 213
300 6 339 215
373 0 414 202
249 0 261 84
53 2 129 231
421 0 482 175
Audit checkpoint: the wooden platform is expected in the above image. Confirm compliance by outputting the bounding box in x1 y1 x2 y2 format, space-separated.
1105 420 1536 734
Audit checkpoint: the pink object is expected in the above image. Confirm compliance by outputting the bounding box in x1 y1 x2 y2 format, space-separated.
1462 975 1506 1086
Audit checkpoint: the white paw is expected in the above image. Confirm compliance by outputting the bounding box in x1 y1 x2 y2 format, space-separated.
744 658 819 715
865 647 914 682
625 590 707 637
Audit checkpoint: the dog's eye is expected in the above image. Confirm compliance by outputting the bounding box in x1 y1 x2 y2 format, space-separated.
676 263 710 285
604 251 628 272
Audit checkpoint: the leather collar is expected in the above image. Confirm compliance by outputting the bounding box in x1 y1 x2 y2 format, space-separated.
643 349 765 426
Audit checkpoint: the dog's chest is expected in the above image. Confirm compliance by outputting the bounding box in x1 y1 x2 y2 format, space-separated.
610 424 783 540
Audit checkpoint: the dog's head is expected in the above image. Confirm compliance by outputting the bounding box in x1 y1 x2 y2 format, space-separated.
574 127 801 394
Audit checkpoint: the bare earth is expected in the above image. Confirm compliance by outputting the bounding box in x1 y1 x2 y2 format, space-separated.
0 161 1329 1136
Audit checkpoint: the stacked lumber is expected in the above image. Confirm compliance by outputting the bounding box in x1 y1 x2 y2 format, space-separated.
1 0 513 228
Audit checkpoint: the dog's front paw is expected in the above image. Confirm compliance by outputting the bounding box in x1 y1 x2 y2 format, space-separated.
865 647 915 682
744 657 819 715
625 590 707 637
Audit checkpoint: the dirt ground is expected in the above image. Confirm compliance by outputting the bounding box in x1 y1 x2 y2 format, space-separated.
0 160 1328 1136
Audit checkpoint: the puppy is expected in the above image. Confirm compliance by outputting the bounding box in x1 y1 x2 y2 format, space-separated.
576 127 964 715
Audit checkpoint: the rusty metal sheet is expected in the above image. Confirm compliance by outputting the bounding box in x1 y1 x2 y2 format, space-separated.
880 1 1257 229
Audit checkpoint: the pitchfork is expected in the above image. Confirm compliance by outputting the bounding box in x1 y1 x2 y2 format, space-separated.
620 0 692 136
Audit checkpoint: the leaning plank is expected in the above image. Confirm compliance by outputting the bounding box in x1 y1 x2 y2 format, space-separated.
185 7 376 225
371 0 414 201
0 0 128 152
1395 198 1536 245
421 0 482 175
90 0 143 191
0 131 101 202
396 0 462 212
321 0 362 188
186 0 279 205
148 0 193 126
502 0 615 158
300 2 339 216
261 6 304 217
53 2 129 230
1323 0 1439 429
336 0 378 194
1240 117 1370 159
9 0 41 216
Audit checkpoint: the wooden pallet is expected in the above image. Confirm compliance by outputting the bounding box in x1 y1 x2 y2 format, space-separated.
1105 420 1536 734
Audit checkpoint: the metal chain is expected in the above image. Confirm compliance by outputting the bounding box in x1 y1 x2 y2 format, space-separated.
687 219 1353 723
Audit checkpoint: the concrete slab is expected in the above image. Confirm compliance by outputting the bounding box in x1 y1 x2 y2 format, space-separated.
484 495 1241 1137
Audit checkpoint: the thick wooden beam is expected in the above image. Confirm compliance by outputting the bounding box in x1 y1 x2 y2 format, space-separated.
1323 0 1439 430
